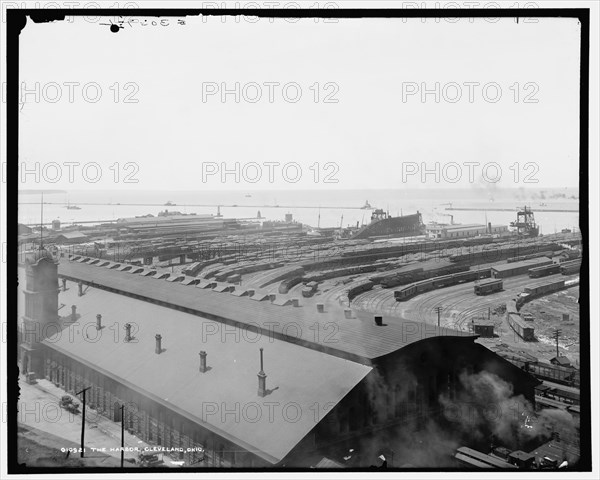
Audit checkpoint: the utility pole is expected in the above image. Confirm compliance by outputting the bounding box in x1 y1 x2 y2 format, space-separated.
434 306 443 327
76 386 91 457
120 404 125 468
554 329 562 358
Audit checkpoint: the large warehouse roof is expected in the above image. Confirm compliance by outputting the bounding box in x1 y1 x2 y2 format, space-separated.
16 267 371 465
57 261 476 363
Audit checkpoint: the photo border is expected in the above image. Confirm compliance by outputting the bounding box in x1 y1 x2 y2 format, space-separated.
5 6 591 474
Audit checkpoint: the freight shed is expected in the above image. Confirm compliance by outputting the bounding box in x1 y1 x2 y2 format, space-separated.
491 257 553 278
471 321 495 337
18 257 540 468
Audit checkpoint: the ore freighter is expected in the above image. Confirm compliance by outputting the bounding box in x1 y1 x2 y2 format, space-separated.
350 209 425 240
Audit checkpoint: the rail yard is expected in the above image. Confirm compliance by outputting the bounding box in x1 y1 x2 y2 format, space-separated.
18 205 583 468
27 208 582 369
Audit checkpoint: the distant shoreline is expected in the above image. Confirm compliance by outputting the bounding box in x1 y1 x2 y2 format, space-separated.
19 190 67 195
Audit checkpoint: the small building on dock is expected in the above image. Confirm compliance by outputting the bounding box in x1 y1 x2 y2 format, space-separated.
55 231 88 245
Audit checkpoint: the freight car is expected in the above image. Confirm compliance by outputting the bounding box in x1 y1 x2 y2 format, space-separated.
507 312 535 341
474 278 503 295
278 276 303 294
301 281 319 298
560 259 581 275
344 279 375 302
523 279 565 296
394 284 417 301
528 263 561 278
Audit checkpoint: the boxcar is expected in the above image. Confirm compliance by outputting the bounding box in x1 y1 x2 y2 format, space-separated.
507 313 535 341
528 263 561 278
474 279 503 295
560 260 581 275
455 447 517 469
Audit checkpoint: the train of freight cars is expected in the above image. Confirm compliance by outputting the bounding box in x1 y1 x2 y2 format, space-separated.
394 268 492 301
448 243 563 264
506 250 557 263
377 262 470 289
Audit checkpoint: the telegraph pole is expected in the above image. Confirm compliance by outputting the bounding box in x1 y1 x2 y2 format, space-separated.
120 404 125 468
76 386 91 457
554 329 561 358
434 306 443 327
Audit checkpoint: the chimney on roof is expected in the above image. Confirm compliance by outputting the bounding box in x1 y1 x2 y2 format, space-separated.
155 334 162 354
71 305 77 321
96 314 102 330
78 281 83 296
124 323 132 342
257 348 267 397
199 351 208 373
374 316 383 326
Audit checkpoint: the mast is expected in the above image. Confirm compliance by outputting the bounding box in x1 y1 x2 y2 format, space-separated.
40 192 43 249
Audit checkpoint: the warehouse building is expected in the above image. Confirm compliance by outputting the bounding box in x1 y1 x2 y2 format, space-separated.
427 223 508 239
491 257 553 278
18 252 540 468
55 231 88 245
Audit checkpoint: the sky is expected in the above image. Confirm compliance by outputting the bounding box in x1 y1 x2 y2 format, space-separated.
17 14 582 191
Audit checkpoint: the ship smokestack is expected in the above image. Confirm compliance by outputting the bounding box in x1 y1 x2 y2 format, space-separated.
374 316 383 326
71 305 77 321
96 314 102 330
155 334 162 354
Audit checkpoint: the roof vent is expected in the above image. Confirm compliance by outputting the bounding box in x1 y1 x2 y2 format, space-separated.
199 351 208 373
257 348 267 397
